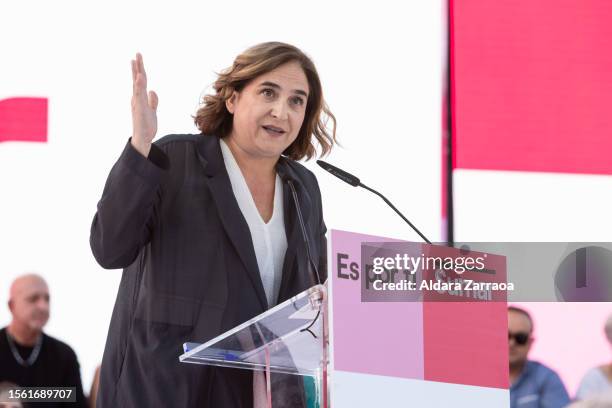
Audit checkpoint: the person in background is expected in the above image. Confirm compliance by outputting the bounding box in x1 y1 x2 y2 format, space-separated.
575 314 612 401
508 306 570 408
0 274 88 407
567 396 612 408
0 381 23 408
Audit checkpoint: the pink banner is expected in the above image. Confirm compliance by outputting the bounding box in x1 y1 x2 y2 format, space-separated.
331 229 508 389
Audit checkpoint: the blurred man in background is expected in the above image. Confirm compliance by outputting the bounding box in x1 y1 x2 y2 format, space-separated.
0 274 87 407
575 314 612 401
509 306 570 408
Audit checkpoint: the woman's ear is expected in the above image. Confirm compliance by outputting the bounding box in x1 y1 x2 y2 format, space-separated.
226 91 237 114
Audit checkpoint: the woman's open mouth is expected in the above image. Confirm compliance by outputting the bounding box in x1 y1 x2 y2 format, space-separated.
262 125 286 136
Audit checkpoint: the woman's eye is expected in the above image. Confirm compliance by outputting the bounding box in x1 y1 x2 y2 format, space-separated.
261 88 275 98
291 96 305 106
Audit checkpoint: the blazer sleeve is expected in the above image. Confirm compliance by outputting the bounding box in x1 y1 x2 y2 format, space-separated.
90 139 169 269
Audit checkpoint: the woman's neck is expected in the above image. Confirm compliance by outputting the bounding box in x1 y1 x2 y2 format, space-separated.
224 136 277 182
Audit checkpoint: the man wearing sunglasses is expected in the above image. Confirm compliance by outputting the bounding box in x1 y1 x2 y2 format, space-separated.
509 306 570 408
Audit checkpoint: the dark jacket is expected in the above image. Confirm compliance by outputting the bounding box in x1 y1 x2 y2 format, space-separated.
90 134 327 407
0 327 89 408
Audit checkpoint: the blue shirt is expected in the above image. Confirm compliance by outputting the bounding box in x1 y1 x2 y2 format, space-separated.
510 361 570 408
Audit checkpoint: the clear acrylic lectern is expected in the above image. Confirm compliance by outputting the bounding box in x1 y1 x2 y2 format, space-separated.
179 284 329 408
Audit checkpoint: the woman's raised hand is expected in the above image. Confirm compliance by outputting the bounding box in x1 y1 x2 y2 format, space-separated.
130 53 158 157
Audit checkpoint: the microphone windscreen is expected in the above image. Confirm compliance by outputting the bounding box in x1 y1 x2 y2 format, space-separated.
317 160 360 186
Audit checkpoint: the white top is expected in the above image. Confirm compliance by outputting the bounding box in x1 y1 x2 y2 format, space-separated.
576 367 612 400
220 139 287 307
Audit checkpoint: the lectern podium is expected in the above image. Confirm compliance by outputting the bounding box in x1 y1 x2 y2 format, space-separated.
180 284 329 408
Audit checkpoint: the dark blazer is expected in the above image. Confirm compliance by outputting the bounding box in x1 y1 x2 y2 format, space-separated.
90 134 327 407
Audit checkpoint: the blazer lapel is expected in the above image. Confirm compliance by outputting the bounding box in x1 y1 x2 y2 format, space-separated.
196 135 268 311
276 158 314 303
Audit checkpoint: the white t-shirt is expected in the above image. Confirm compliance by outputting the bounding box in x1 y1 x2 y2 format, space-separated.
576 366 612 401
220 139 287 307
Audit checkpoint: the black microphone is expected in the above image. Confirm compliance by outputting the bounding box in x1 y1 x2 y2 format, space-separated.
316 160 360 187
317 160 432 244
285 178 322 287
277 159 323 288
286 179 324 339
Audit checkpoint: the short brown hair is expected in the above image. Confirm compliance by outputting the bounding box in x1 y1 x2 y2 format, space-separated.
194 42 337 161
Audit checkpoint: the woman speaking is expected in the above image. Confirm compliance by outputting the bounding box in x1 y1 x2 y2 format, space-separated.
90 42 336 407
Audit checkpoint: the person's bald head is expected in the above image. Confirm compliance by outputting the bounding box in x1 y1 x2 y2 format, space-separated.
508 306 534 367
8 274 50 332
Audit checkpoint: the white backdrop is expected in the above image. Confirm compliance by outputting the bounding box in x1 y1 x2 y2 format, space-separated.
0 0 444 391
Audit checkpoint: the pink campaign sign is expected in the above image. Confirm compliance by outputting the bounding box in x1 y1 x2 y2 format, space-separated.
330 229 509 389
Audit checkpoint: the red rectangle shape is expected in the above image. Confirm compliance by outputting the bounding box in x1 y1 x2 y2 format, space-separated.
424 301 509 389
451 0 612 175
0 97 48 143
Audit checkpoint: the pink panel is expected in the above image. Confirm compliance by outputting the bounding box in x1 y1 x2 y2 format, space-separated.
331 230 424 379
0 97 48 143
451 0 612 175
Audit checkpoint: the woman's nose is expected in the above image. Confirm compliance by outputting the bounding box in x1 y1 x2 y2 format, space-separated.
270 100 288 120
